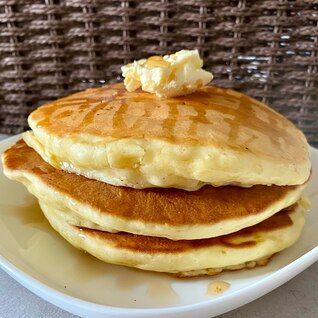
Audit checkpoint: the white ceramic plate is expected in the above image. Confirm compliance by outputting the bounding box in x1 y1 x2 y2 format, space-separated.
0 135 318 318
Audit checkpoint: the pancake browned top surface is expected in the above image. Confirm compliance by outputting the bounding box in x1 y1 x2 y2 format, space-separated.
4 140 301 226
29 83 307 163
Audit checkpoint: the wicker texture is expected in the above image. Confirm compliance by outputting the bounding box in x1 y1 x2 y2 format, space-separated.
0 0 317 145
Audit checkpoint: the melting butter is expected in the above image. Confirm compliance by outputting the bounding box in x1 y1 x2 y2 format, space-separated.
121 49 213 97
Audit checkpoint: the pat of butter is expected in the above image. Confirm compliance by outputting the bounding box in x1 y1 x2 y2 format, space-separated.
121 49 213 97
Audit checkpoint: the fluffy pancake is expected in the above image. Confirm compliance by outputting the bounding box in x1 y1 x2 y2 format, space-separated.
24 83 310 190
39 199 307 276
2 140 307 240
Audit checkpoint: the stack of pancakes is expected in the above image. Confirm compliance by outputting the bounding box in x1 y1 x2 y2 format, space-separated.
2 83 311 277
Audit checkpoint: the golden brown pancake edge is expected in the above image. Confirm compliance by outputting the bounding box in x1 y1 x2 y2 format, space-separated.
2 139 305 226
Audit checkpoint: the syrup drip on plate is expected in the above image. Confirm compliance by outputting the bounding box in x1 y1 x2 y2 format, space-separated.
0 201 180 308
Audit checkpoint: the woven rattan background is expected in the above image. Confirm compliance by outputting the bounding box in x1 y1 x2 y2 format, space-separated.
1 0 317 145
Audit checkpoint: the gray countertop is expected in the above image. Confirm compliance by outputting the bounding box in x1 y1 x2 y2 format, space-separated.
0 134 317 318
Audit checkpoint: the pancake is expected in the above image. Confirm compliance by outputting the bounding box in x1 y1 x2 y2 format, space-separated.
24 83 310 190
39 199 307 276
2 140 308 240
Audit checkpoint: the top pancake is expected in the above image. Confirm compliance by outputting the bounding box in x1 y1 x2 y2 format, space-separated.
25 83 310 189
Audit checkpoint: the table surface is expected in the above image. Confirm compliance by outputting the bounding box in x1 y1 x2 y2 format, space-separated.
0 134 317 318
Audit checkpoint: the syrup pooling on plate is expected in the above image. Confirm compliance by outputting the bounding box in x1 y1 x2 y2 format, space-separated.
0 200 180 307
207 280 231 296
0 202 49 250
